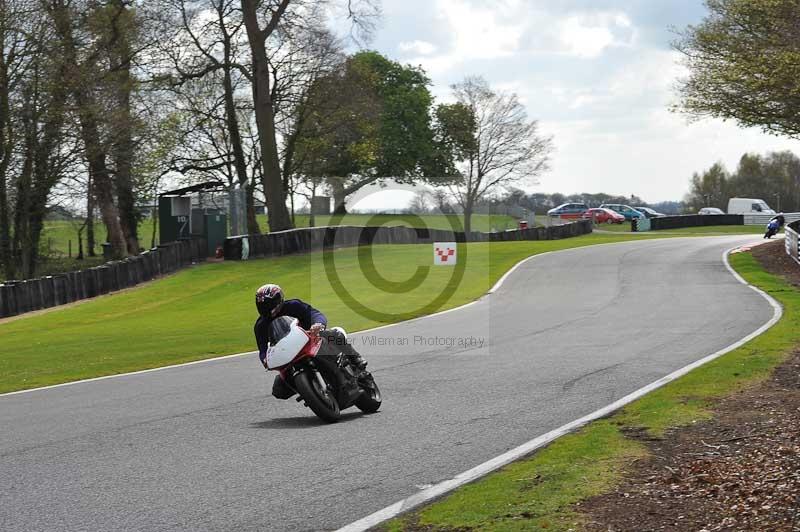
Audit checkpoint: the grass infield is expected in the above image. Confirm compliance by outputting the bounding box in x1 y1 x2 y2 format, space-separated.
383 251 797 531
38 214 519 257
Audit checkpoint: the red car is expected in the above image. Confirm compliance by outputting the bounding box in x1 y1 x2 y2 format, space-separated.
582 207 625 224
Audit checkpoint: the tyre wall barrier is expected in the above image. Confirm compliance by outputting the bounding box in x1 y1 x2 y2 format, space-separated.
785 221 800 265
223 220 593 261
0 239 207 319
637 214 744 231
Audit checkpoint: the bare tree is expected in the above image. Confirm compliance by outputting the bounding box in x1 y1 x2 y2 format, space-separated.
441 76 553 235
240 0 293 231
44 1 129 258
407 189 431 214
0 1 87 277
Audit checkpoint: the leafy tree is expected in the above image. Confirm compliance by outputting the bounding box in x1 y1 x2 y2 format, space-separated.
685 151 800 213
685 162 729 212
438 76 552 235
239 0 379 231
674 0 800 138
293 50 447 212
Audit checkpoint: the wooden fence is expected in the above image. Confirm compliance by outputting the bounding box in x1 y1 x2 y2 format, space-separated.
223 221 593 260
0 239 207 319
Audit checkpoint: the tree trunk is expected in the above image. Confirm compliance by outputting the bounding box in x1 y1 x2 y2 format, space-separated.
10 169 32 280
86 178 96 257
50 2 127 258
109 0 139 255
245 181 260 234
24 208 46 278
77 228 84 260
0 15 12 277
463 195 474 239
309 185 317 227
241 0 293 232
331 180 347 215
111 87 139 255
222 57 257 225
150 204 158 248
75 93 127 258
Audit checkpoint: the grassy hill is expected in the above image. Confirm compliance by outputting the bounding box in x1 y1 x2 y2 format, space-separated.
40 214 520 257
1 233 647 393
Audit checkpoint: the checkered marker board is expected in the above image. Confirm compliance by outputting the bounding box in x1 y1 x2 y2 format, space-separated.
433 242 457 265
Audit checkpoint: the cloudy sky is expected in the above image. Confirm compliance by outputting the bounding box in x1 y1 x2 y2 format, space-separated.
352 0 800 204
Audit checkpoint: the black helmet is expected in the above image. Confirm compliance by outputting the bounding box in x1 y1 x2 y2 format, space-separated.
256 283 284 317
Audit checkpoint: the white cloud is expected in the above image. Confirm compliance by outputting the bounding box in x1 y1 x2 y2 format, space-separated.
399 0 531 76
370 1 800 201
436 0 527 60
398 40 437 55
558 12 635 58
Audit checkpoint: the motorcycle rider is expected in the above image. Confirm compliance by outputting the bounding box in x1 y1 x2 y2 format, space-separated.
253 283 368 399
764 212 786 239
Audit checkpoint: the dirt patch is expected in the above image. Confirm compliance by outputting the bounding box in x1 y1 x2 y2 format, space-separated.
581 241 800 531
752 239 800 288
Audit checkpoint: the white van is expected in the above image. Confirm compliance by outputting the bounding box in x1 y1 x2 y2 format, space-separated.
727 198 775 215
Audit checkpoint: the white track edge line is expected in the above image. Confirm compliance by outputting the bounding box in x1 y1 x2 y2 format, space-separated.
0 236 734 398
334 245 782 532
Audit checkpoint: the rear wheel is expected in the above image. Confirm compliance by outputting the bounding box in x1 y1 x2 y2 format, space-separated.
294 370 340 423
354 375 382 413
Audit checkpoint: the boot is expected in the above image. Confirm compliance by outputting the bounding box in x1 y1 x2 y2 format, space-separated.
345 347 367 370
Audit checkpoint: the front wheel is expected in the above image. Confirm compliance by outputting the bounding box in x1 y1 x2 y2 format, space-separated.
294 370 340 423
354 375 382 413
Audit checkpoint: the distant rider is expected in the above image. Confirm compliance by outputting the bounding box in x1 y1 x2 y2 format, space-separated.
253 284 367 399
770 213 786 228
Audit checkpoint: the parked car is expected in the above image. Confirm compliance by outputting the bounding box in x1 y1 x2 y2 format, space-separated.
547 202 588 219
698 207 725 215
633 206 665 219
582 208 625 224
599 203 644 220
727 197 775 215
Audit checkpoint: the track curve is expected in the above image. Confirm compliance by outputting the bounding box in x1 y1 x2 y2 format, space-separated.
0 236 773 531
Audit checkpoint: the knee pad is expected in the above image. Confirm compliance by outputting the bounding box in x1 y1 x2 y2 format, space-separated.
329 326 347 340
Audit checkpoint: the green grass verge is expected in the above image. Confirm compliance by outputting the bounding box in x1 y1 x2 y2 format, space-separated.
0 233 660 394
269 213 520 232
385 251 797 531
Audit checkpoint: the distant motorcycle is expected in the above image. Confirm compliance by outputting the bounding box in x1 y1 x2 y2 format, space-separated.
264 317 381 422
764 219 780 239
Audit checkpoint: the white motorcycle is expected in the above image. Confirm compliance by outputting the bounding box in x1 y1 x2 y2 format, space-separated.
265 317 381 423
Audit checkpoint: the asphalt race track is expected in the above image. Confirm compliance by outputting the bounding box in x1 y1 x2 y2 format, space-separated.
0 236 775 531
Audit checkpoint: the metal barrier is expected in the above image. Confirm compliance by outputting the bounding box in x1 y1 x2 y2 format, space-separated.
744 213 800 226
